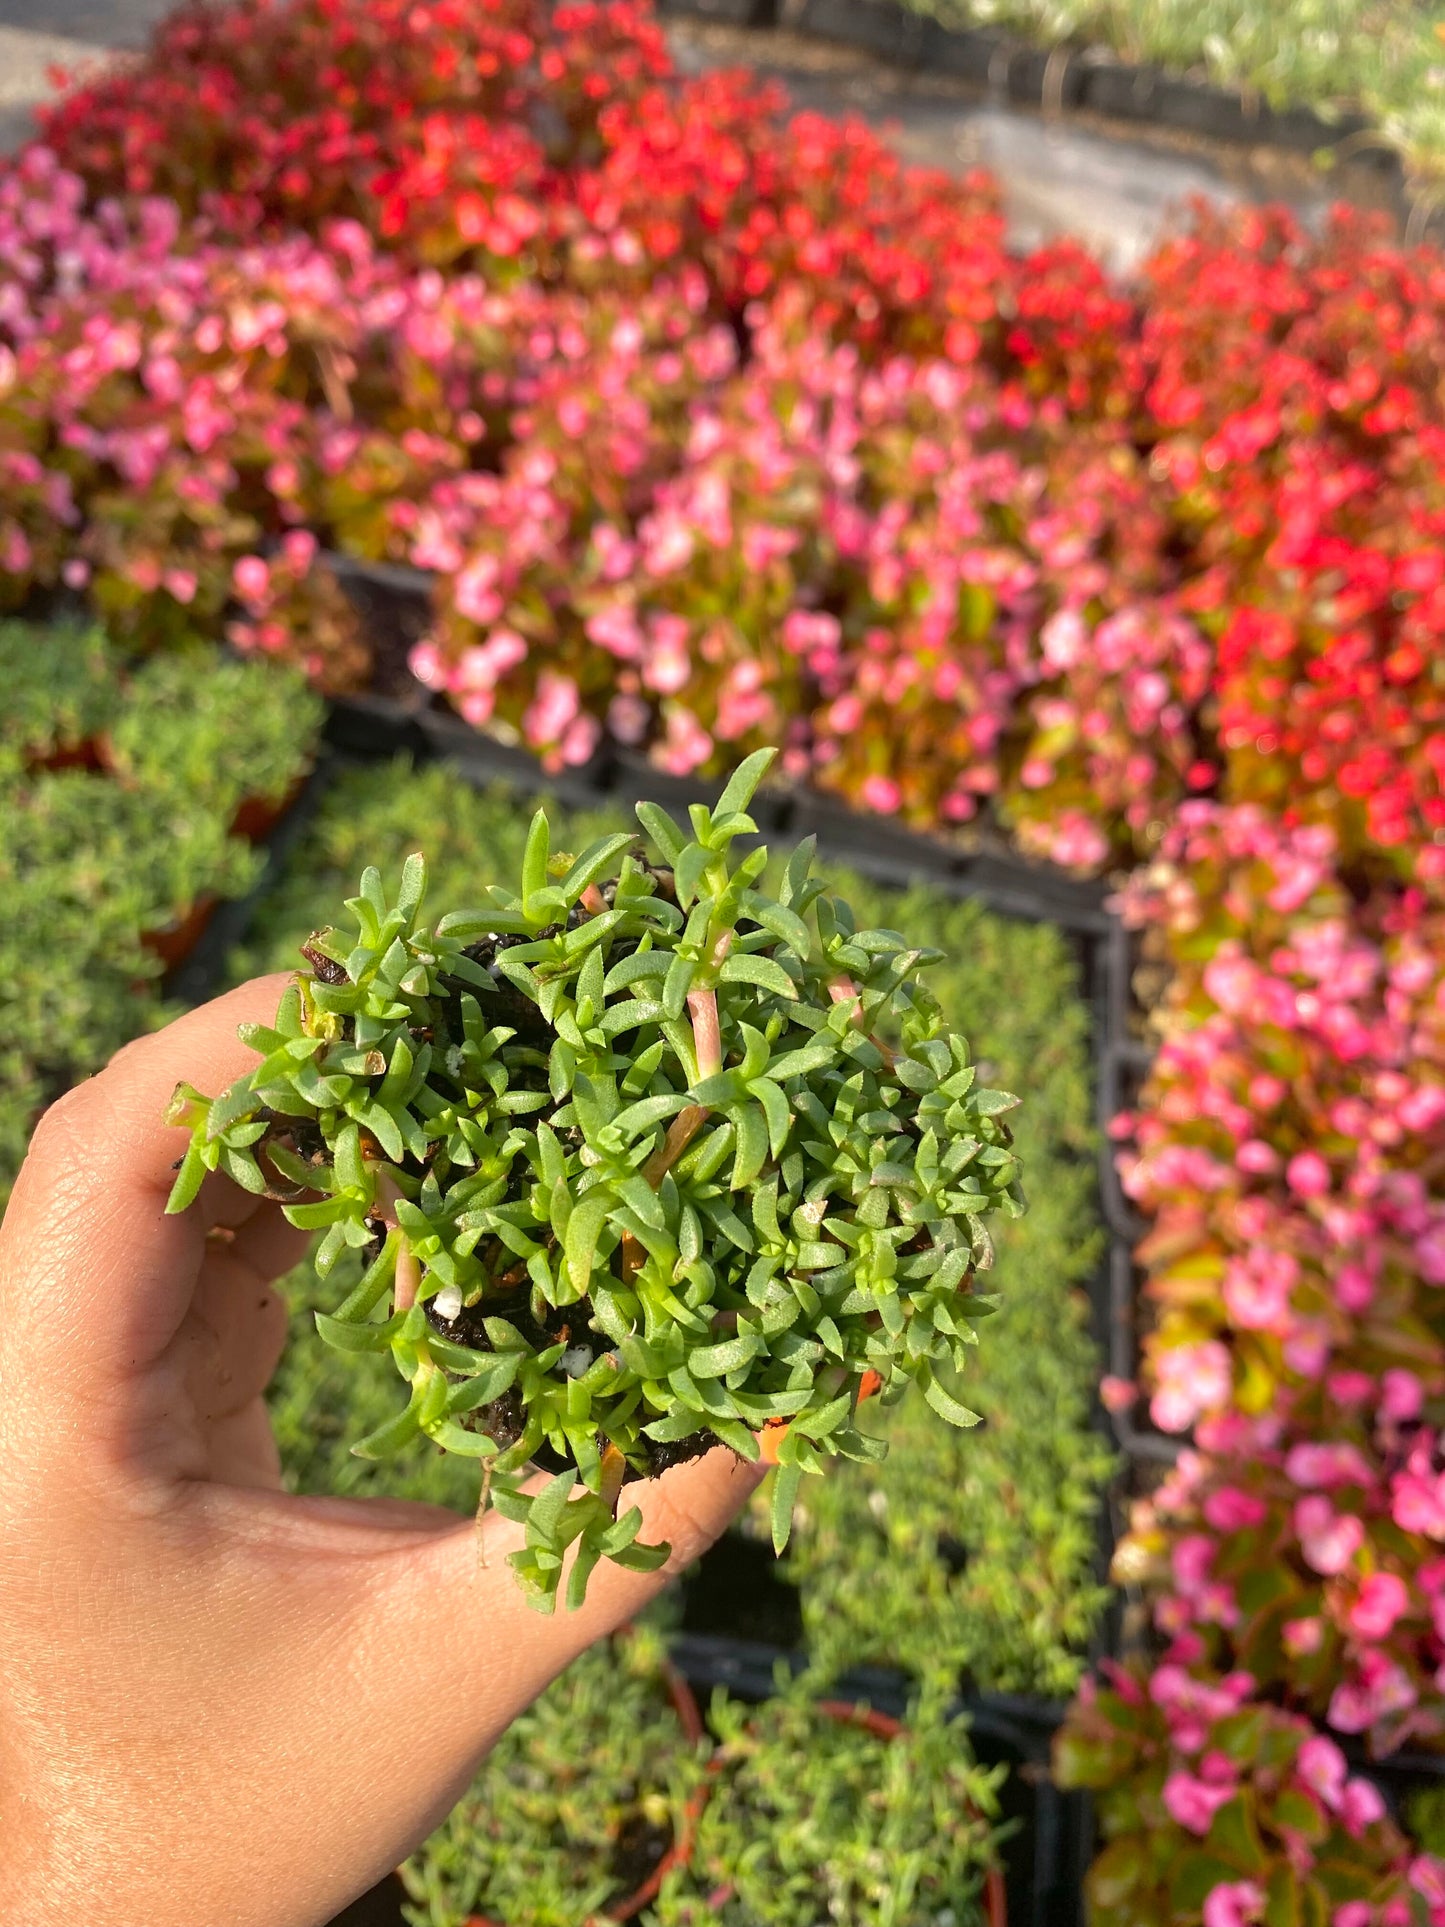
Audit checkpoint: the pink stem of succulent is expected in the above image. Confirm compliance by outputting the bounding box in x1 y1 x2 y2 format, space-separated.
393 1239 422 1315
376 1173 421 1314
640 986 722 1188
687 984 723 1081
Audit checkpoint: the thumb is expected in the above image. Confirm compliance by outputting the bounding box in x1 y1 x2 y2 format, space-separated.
185 1446 763 1925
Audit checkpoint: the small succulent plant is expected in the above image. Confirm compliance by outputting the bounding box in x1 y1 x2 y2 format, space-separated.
166 750 1025 1611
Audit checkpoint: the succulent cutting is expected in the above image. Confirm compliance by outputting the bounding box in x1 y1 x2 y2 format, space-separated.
166 749 1024 1610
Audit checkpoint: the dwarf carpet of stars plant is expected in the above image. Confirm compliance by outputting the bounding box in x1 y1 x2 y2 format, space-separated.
165 749 1024 1611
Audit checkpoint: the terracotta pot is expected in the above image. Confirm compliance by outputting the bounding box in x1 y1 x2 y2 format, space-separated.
141 894 219 970
25 736 107 775
230 769 309 844
464 1658 709 1927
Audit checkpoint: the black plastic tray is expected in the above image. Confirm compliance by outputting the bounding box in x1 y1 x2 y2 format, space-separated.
661 0 1391 176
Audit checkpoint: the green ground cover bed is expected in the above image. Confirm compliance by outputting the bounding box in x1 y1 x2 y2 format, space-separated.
0 620 321 1213
895 0 1445 185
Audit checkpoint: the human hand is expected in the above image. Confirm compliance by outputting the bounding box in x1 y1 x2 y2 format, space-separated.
0 977 763 1927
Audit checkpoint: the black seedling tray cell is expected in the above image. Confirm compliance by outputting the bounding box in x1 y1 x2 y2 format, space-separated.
681 1530 806 1650
788 789 970 885
324 692 431 761
1080 61 1372 157
660 0 779 25
322 1874 408 1927
418 705 615 809
679 0 1390 181
788 0 923 65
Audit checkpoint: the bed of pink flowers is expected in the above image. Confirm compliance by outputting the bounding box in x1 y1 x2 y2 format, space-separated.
8 0 1445 1917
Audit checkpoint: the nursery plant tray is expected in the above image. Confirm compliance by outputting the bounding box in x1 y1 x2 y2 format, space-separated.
668 1633 1088 1927
659 0 1387 173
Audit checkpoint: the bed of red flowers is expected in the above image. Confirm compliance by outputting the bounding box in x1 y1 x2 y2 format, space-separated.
9 0 1445 1917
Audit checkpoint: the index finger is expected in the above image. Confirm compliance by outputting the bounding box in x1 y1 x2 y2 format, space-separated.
0 975 295 1395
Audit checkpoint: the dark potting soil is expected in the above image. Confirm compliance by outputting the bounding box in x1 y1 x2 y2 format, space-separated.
607 1810 674 1900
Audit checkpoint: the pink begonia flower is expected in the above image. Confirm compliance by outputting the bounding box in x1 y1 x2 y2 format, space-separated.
456 690 495 727
1327 1372 1375 1407
657 704 713 777
607 692 651 745
642 614 692 695
1283 1326 1331 1378
586 603 645 661
1335 1262 1377 1312
1202 1487 1267 1533
860 775 902 814
1171 1535 1216 1595
233 554 271 603
1294 1496 1364 1576
1328 1653 1418 1732
1201 1880 1266 1927
1382 1369 1425 1423
408 639 446 693
1411 1859 1445 1907
1198 1750 1238 1787
1148 1666 1254 1724
1040 607 1087 669
1332 1906 1372 1927
1099 1375 1137 1414
1418 1223 1445 1285
1163 1770 1235 1836
557 712 601 768
1348 1572 1410 1641
1296 1734 1347 1809
1235 1139 1279 1176
741 522 799 573
1287 1150 1332 1199
1392 1446 1445 1538
1283 1616 1325 1657
453 555 504 625
522 670 580 748
1285 1443 1373 1490
1044 810 1110 870
1151 1341 1232 1433
1339 1777 1387 1837
1222 1249 1297 1331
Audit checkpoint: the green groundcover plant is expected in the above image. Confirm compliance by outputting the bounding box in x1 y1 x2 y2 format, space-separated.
399 1629 1005 1927
651 1675 1005 1927
1 616 119 768
0 621 322 1215
248 757 1110 1687
399 1619 708 1927
773 875 1113 1697
906 0 1445 183
170 749 1026 1611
